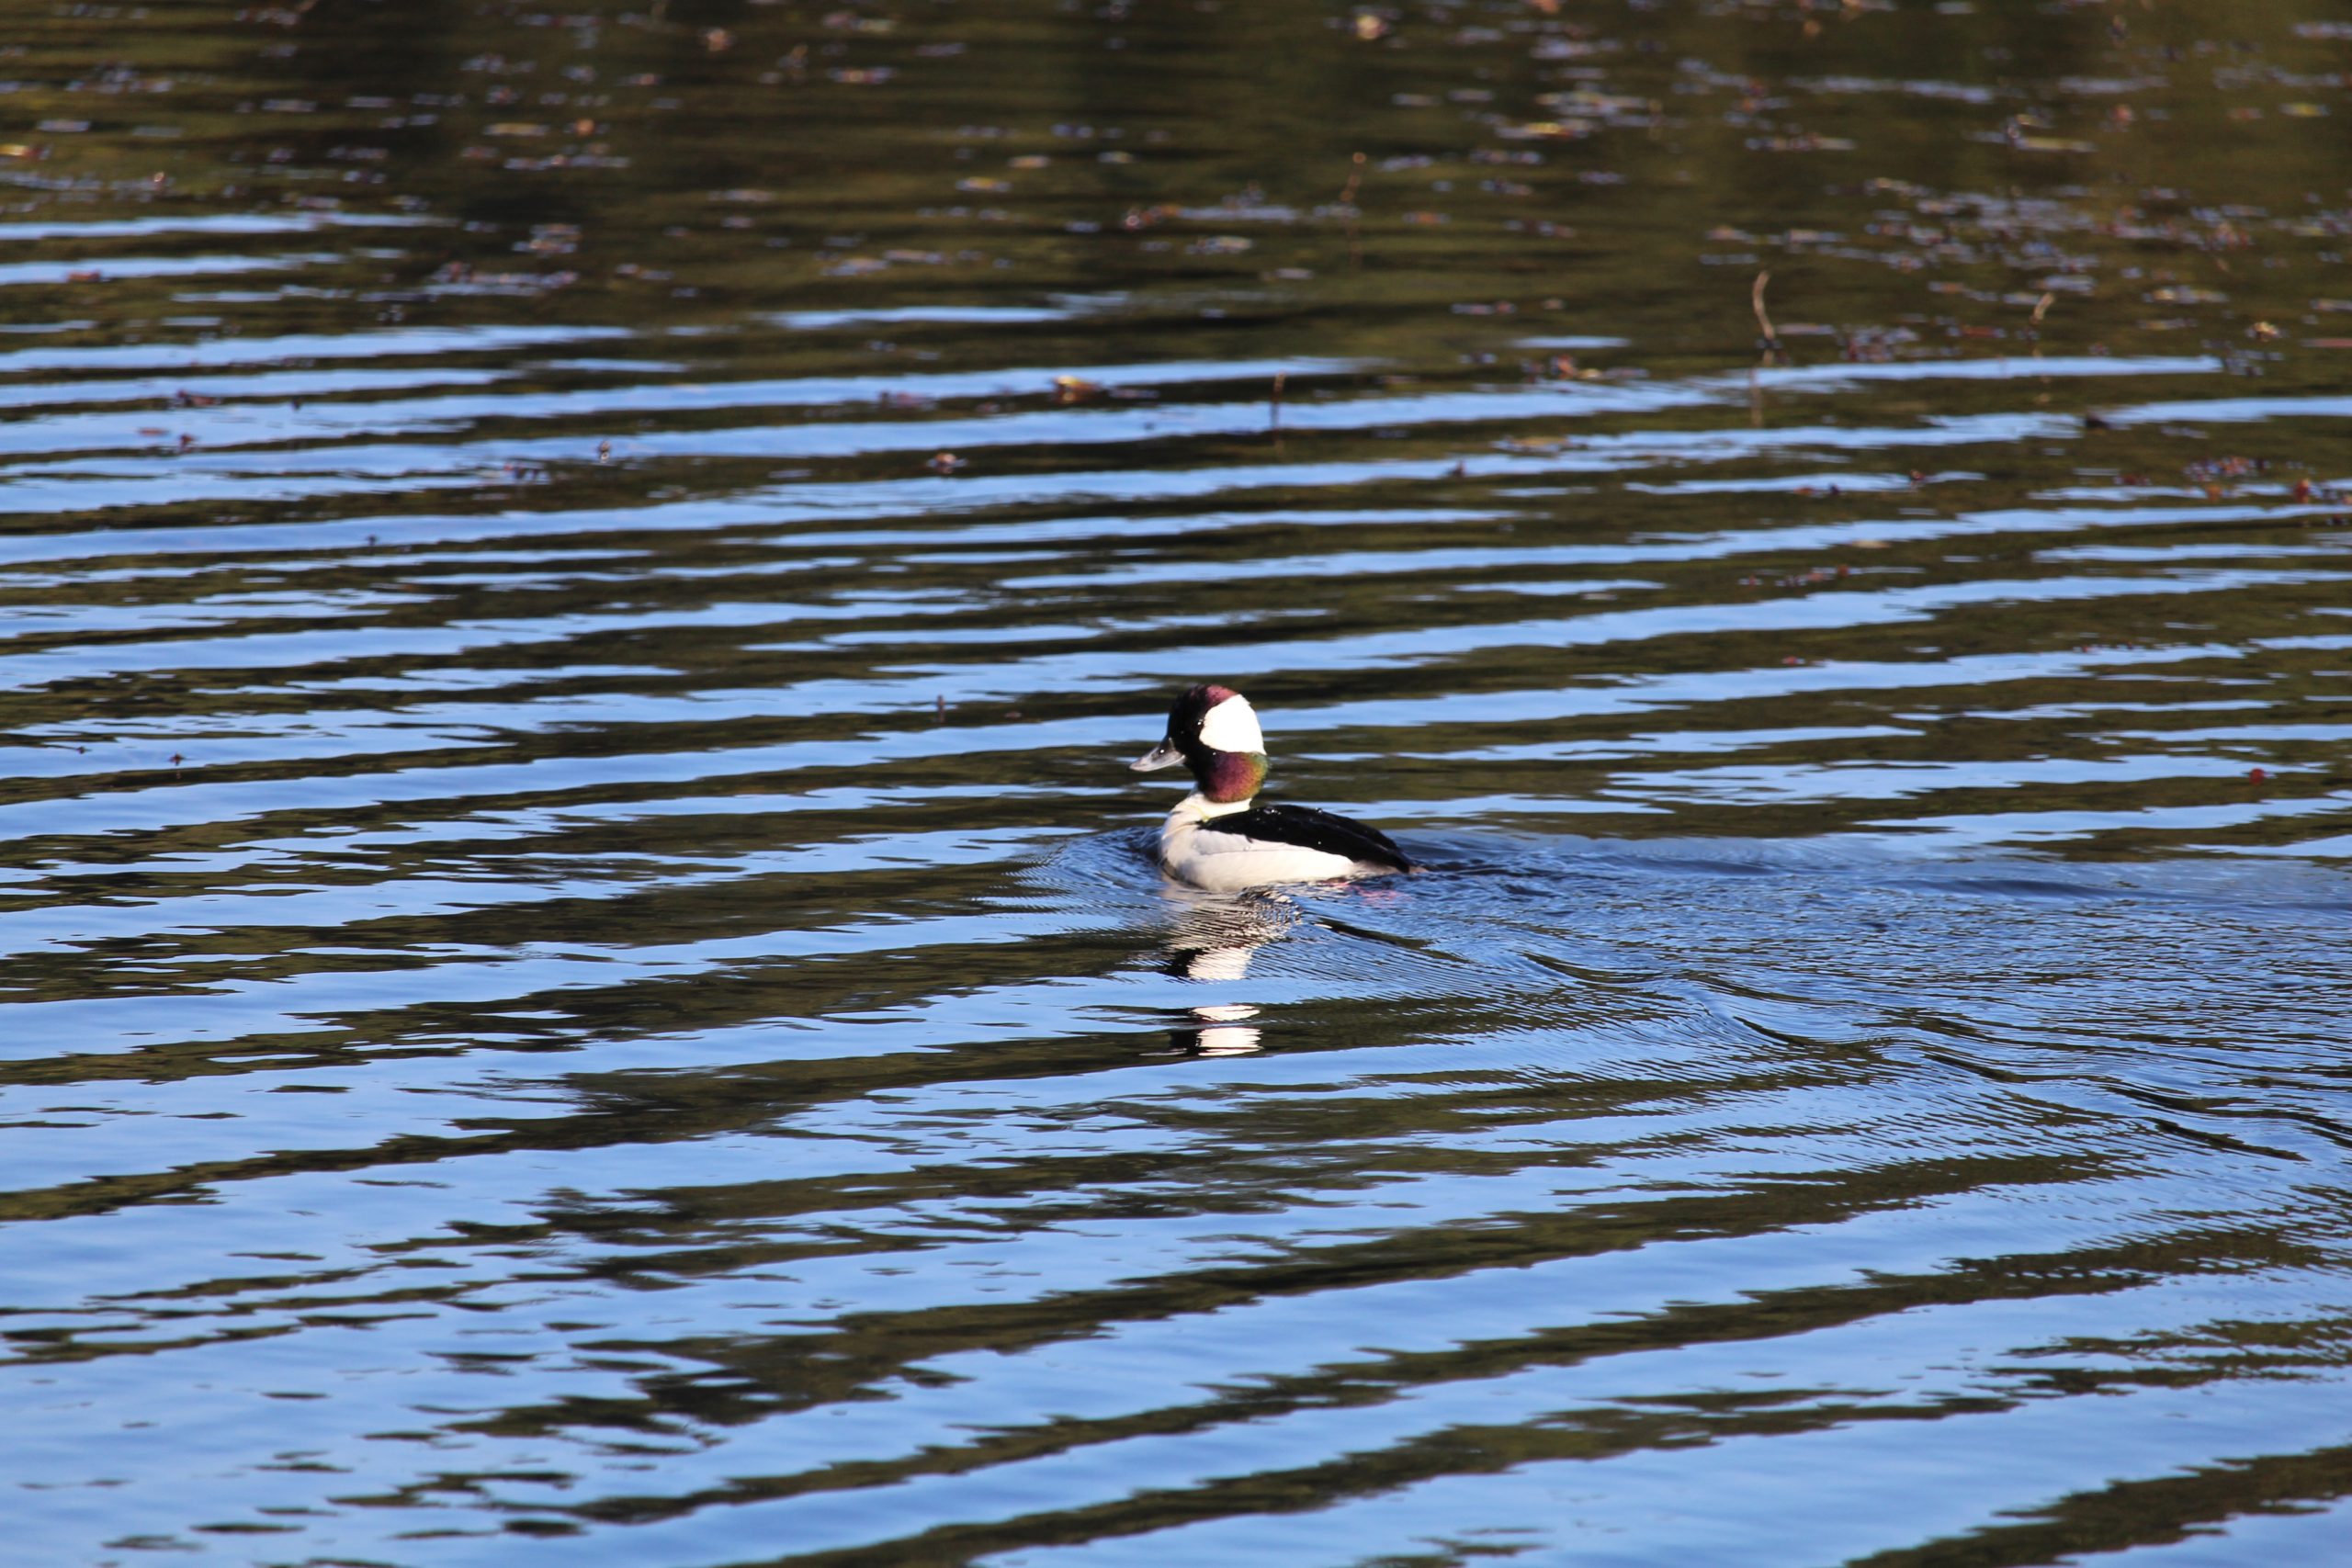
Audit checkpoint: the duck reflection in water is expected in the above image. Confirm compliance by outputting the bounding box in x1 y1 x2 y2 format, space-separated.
1155 890 1299 1055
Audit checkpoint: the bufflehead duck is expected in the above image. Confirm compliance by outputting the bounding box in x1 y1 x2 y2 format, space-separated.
1130 683 1414 891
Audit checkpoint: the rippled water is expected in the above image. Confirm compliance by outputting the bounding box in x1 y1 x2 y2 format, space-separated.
6 3 2352 1563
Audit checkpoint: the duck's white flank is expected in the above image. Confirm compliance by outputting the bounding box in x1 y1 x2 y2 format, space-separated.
1159 792 1367 891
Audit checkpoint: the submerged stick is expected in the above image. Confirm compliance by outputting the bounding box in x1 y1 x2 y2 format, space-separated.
1341 152 1365 268
1751 269 1781 364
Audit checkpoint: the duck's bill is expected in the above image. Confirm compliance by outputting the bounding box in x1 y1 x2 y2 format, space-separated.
1129 740 1182 772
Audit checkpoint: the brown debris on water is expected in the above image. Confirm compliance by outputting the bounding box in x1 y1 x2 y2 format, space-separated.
1339 152 1366 265
1751 269 1786 366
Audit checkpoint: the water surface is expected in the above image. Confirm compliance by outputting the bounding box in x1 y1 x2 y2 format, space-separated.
5 3 2351 1564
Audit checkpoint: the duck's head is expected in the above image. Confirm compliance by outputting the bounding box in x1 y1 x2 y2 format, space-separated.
1131 682 1269 803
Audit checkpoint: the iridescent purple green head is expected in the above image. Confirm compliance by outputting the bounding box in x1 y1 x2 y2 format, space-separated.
1130 682 1270 804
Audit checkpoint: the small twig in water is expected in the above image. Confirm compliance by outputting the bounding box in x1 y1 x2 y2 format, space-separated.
1340 152 1365 267
1270 370 1285 434
1751 269 1781 365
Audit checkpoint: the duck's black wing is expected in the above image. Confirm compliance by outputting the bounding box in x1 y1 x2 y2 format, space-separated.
1216 801 1414 873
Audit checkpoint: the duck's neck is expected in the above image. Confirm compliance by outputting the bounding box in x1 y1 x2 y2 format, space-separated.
1194 749 1267 805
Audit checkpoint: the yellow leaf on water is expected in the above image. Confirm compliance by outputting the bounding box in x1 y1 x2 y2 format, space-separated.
1498 119 1593 141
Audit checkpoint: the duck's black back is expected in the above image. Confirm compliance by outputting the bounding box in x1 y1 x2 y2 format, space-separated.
1217 801 1413 873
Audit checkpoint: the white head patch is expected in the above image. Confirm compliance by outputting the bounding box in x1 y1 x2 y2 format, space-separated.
1197 693 1265 753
